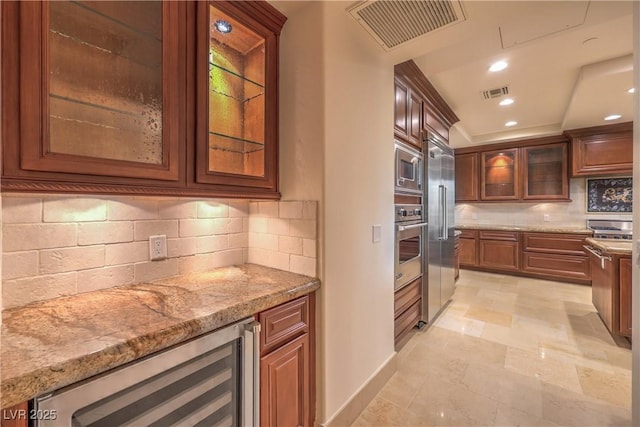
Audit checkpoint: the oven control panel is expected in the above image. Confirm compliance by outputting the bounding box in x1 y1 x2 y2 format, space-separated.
395 204 423 222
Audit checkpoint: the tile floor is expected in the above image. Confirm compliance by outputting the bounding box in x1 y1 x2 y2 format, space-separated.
352 270 632 426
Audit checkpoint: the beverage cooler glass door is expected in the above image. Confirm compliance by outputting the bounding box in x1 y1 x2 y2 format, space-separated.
34 318 260 427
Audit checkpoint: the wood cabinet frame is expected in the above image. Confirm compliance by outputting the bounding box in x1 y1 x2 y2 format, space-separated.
456 135 571 203
1 1 285 199
565 122 633 177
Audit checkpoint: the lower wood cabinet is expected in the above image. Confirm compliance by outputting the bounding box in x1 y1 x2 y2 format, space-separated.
0 402 28 427
478 231 519 272
590 249 617 334
619 257 632 337
458 228 592 284
394 276 421 346
458 230 478 267
521 232 591 284
259 294 315 427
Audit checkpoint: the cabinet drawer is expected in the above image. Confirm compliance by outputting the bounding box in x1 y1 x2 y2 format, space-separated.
479 230 518 241
259 296 309 355
522 233 590 256
394 277 421 318
479 240 519 271
394 299 421 342
458 229 477 239
522 252 590 280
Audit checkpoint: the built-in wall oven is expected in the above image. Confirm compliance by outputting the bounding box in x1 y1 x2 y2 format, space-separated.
394 204 427 290
394 141 423 195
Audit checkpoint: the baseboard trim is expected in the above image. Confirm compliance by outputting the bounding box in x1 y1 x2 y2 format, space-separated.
318 352 398 427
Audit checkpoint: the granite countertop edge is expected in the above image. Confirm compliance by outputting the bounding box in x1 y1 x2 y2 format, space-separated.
1 264 320 409
456 224 593 234
585 237 633 255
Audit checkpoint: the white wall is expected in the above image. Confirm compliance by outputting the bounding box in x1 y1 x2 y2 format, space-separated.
278 1 396 423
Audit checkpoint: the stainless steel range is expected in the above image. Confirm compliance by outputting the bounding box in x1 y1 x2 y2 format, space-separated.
586 219 633 240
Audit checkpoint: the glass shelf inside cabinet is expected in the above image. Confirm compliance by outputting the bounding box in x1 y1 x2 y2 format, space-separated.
208 4 266 177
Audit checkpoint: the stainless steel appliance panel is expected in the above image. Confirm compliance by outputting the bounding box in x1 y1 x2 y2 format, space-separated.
395 141 423 195
35 318 260 427
394 204 427 291
424 133 456 322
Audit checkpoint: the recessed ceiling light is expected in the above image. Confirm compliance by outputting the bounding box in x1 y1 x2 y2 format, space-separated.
628 88 635 94
604 114 621 121
505 121 518 127
489 61 508 72
214 19 232 34
499 98 514 106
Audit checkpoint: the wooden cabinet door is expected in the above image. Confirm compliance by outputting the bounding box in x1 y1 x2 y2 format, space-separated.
522 143 569 200
590 251 615 332
261 333 310 427
455 236 460 280
481 148 520 200
394 78 410 141
568 122 633 177
459 238 478 267
522 253 590 282
408 92 423 148
479 240 519 271
193 1 285 196
455 153 479 201
3 1 184 185
619 257 632 336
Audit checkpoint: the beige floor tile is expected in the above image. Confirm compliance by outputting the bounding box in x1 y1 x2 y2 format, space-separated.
494 402 560 427
540 382 632 426
352 396 434 427
481 322 540 351
464 306 513 327
407 375 499 426
504 346 583 393
461 362 543 417
349 270 631 427
576 365 632 409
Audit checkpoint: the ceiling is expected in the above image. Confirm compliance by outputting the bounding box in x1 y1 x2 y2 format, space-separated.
272 1 634 148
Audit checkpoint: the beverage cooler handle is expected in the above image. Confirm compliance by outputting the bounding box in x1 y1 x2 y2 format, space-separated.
245 320 261 426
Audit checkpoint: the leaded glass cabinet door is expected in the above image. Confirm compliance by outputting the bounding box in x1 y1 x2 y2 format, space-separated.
9 1 183 182
195 1 285 196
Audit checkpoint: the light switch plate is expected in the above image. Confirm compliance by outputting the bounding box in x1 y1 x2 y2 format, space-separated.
149 235 167 261
543 214 550 222
372 224 382 243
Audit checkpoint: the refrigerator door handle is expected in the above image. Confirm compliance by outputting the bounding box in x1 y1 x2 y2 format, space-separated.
438 185 445 240
442 186 448 241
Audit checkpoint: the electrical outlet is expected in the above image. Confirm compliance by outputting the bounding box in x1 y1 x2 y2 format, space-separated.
543 214 550 222
471 213 478 220
149 235 167 261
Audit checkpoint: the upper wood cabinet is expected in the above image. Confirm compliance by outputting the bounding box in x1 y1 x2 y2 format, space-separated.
455 135 570 203
455 152 479 201
481 148 520 201
565 122 633 177
393 77 422 149
522 143 568 200
193 1 283 194
1 1 286 199
394 61 459 148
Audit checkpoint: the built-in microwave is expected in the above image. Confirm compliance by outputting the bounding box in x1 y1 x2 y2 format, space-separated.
394 141 423 195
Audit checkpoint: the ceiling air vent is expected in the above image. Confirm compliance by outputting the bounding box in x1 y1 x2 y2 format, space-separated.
482 86 510 100
347 0 467 51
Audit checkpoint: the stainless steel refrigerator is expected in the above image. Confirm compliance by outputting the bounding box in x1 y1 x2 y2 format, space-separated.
422 132 456 322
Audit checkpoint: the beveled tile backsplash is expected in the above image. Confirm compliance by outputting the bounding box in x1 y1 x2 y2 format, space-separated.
1 195 317 308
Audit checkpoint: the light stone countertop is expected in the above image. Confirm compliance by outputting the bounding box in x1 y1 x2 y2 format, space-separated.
456 224 593 234
1 264 320 409
585 238 632 256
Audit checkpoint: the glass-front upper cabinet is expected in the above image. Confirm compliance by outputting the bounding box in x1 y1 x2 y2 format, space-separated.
481 148 519 200
522 143 568 200
2 1 184 185
195 1 286 195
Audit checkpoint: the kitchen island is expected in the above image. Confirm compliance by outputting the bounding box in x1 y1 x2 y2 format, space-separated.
1 264 320 410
